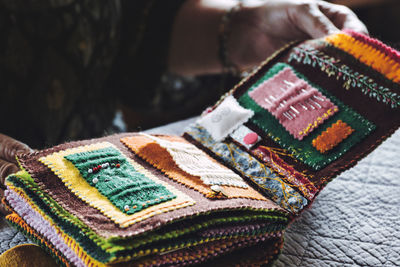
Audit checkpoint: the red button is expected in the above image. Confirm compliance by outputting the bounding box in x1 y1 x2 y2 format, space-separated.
243 132 259 145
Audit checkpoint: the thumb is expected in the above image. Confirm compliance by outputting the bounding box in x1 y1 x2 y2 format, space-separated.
291 3 340 39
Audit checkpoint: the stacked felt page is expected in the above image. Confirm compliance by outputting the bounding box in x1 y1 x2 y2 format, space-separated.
3 133 288 266
3 31 400 266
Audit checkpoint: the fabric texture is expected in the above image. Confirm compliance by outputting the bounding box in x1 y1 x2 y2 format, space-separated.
39 142 194 228
139 133 248 188
121 135 267 200
64 146 176 214
185 124 309 213
325 33 400 83
197 95 254 142
288 42 400 108
312 120 354 153
238 62 376 171
3 31 400 267
249 67 338 140
252 146 318 200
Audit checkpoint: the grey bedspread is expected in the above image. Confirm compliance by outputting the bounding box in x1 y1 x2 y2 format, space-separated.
1 117 399 266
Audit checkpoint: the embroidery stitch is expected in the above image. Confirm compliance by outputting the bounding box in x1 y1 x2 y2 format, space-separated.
252 146 318 200
64 146 176 214
197 95 254 142
121 135 268 200
312 120 354 153
185 124 308 213
288 43 400 108
248 67 338 140
238 62 376 170
324 33 400 83
39 142 195 228
141 133 249 188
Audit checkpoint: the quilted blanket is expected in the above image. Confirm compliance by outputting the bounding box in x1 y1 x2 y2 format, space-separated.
1 117 399 266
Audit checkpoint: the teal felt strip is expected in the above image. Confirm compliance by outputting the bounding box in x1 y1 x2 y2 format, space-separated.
64 147 175 215
238 62 376 170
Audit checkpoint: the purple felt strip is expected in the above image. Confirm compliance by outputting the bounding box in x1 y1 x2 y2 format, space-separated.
5 188 86 267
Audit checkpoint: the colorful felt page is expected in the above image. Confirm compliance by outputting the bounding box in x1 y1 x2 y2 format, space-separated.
64 146 176 214
121 135 267 200
238 62 375 171
39 142 195 228
17 134 286 240
185 124 308 214
324 32 400 83
288 42 400 108
248 67 338 140
140 133 248 188
5 188 100 267
185 31 400 200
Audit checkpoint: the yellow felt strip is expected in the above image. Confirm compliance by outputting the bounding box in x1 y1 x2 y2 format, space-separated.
39 142 195 228
325 33 400 83
6 184 107 266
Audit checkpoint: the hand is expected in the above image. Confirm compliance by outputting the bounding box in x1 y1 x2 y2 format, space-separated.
168 0 367 75
0 134 32 215
229 0 368 70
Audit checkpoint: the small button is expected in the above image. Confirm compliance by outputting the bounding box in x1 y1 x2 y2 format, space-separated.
243 132 259 145
92 178 99 184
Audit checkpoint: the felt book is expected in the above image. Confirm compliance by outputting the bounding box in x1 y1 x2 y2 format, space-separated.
3 31 400 266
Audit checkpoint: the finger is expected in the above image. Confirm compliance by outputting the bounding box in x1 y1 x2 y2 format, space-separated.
289 3 340 39
0 133 32 163
0 159 19 185
318 2 368 35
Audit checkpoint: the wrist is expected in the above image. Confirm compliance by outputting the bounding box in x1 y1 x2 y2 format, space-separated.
167 0 238 75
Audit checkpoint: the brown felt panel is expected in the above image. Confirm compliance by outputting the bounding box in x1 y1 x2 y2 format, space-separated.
227 40 400 189
17 133 285 239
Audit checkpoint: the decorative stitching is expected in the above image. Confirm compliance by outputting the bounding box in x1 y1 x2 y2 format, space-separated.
64 146 176 214
238 62 376 170
121 135 267 200
248 67 338 140
288 43 400 108
197 95 254 142
185 124 309 214
141 133 248 188
252 146 318 200
312 120 354 153
5 212 70 267
344 29 400 65
5 189 91 267
39 142 195 228
324 32 400 83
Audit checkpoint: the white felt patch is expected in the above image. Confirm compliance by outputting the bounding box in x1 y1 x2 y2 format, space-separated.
230 125 261 149
197 95 254 142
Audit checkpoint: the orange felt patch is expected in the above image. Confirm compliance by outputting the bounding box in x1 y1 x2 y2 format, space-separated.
312 120 354 153
325 33 400 83
121 135 268 201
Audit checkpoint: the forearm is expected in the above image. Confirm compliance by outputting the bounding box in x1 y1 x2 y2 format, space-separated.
168 0 237 75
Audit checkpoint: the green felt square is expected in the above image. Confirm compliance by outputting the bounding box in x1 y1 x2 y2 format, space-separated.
64 147 176 214
238 62 376 170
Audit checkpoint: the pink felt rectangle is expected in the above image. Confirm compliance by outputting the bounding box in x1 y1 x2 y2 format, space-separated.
249 67 338 140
